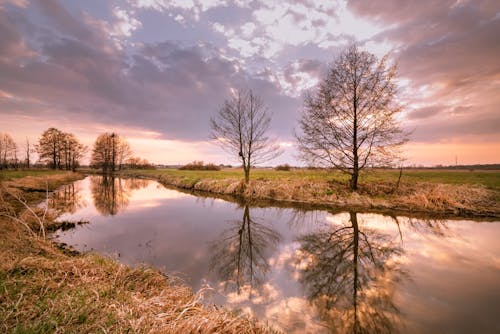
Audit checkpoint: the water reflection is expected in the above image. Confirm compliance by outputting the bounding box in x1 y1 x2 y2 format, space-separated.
394 215 450 237
90 176 148 216
49 182 85 214
210 205 281 298
53 176 500 334
297 212 404 333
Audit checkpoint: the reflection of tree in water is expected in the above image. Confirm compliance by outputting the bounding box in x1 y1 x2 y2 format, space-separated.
392 215 450 238
297 212 404 334
123 178 149 191
210 205 281 298
90 176 149 216
50 183 84 215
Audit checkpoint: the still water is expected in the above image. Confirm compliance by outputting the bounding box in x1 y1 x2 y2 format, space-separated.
52 176 500 333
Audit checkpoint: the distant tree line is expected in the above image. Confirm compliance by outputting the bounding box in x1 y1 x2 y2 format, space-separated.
179 161 220 171
0 128 152 172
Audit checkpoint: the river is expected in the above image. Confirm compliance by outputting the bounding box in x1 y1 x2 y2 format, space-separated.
51 175 500 333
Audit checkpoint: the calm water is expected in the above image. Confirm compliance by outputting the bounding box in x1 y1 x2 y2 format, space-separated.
52 176 500 333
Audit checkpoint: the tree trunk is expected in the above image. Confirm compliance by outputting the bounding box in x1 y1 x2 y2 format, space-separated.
351 168 359 191
244 165 250 184
52 144 56 170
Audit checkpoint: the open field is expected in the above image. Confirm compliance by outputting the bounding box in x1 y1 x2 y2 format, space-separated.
0 171 268 333
123 168 500 218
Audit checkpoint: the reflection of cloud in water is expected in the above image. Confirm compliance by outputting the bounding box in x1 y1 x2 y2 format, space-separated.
225 282 280 305
129 186 190 201
224 282 326 333
265 297 326 333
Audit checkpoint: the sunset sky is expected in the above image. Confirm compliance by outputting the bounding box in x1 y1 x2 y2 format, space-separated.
1 0 499 166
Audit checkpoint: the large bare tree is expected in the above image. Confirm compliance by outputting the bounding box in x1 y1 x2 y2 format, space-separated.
210 89 282 183
296 45 407 190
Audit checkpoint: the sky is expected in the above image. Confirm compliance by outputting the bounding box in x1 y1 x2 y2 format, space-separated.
0 0 499 166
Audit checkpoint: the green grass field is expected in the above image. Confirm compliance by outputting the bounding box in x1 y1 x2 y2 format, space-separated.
0 169 72 180
129 168 500 192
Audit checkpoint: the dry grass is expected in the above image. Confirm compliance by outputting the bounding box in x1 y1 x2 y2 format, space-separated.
0 171 272 334
149 172 499 218
1 250 268 333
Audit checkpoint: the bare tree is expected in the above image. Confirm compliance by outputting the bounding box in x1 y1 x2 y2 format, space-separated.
296 45 407 190
25 138 31 169
36 128 86 170
0 133 17 170
65 134 87 171
36 128 64 169
91 132 132 172
210 89 282 183
117 139 132 170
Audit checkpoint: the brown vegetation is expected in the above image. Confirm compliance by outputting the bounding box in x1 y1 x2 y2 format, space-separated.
146 173 499 218
274 164 291 171
179 161 221 171
0 172 271 333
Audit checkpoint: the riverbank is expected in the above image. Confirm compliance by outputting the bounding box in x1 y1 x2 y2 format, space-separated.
0 171 268 333
121 169 500 218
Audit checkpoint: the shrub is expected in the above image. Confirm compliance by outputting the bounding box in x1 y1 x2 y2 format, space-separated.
275 164 291 171
179 161 221 171
124 157 155 170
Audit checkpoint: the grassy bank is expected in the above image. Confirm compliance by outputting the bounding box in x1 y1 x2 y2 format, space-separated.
122 168 500 218
0 171 268 333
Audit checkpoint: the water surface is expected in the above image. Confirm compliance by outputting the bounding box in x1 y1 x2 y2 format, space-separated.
52 176 500 333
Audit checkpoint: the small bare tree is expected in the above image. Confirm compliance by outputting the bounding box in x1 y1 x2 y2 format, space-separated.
296 45 407 190
25 138 31 169
210 89 282 183
0 133 17 169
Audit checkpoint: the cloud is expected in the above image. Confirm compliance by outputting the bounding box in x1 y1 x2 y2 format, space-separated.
407 105 443 120
0 1 299 144
111 7 142 38
0 0 498 165
348 0 500 143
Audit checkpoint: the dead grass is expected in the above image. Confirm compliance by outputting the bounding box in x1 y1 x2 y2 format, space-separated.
147 172 499 218
0 171 272 334
1 250 268 333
